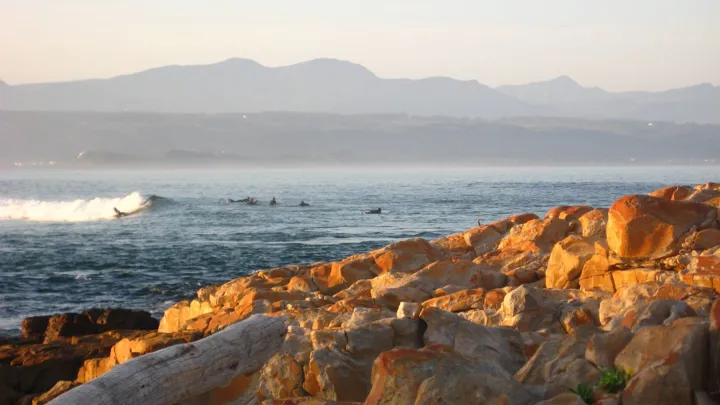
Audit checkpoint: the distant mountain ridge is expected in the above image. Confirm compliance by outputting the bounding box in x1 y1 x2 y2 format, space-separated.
1 58 718 123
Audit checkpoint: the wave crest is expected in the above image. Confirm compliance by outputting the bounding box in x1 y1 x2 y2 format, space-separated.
0 192 147 222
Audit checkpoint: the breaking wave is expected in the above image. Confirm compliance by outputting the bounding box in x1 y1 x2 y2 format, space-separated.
0 192 155 222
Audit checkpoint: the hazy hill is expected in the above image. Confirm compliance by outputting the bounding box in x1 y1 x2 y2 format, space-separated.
497 75 614 104
0 58 539 119
1 58 717 123
497 77 720 123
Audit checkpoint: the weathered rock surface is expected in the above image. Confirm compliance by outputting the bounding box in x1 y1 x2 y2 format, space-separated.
365 345 536 405
607 194 718 260
546 235 596 289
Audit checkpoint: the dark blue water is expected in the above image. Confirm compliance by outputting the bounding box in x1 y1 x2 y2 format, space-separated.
1 167 717 335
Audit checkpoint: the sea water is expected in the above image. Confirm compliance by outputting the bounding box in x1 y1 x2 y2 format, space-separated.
1 166 717 335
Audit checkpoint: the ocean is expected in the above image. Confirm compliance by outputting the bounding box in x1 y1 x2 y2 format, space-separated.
1 166 717 335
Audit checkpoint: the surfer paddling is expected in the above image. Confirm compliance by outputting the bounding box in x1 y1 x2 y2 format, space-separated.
113 208 128 218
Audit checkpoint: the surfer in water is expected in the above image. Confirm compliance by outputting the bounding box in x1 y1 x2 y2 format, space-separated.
299 201 310 207
113 208 128 218
270 197 277 206
363 208 382 214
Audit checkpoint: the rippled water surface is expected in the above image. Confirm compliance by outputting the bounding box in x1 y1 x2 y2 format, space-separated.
1 166 718 334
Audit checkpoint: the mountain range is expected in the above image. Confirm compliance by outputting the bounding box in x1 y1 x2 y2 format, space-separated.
1 58 718 123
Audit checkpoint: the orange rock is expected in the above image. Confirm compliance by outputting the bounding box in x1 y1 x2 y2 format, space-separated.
325 298 383 314
483 289 507 310
618 318 708 405
364 346 446 405
286 276 318 293
462 213 539 257
497 217 573 250
159 299 213 333
681 255 720 292
333 280 372 300
475 240 546 273
545 205 594 220
330 254 380 288
648 185 694 201
560 307 596 333
578 240 614 292
421 289 486 312
371 286 430 310
371 239 438 275
463 225 504 256
391 259 506 295
705 196 720 209
607 194 718 260
696 182 720 192
578 208 609 238
611 269 662 289
303 348 372 402
685 228 720 251
311 263 338 294
430 233 473 258
546 235 597 289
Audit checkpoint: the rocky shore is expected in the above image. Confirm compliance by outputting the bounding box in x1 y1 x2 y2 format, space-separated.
4 182 720 405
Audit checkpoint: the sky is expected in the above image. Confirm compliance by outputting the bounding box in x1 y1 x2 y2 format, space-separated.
1 0 719 91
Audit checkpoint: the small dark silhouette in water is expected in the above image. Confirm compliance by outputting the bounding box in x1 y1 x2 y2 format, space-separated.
299 201 310 207
113 207 128 218
226 197 250 204
363 208 382 214
247 198 258 205
270 197 277 206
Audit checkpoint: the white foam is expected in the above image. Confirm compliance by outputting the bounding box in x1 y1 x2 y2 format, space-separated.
0 192 145 222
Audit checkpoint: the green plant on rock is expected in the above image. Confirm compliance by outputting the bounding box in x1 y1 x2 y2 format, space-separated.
596 367 630 393
569 383 594 405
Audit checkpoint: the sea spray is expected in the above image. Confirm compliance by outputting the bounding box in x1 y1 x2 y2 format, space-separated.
0 192 145 222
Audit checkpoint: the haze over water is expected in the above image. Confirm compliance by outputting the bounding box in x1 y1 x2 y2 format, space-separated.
1 166 718 335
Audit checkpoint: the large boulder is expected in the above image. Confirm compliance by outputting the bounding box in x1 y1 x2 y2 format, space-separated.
364 345 535 405
514 325 601 399
606 194 718 260
420 307 526 375
585 326 633 369
303 348 371 402
499 285 556 332
546 235 596 289
616 317 708 405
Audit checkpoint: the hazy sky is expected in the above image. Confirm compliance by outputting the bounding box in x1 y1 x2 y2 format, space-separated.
1 0 719 91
